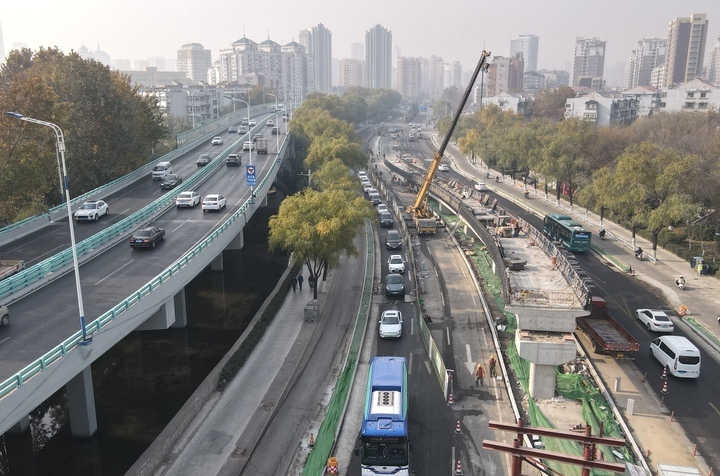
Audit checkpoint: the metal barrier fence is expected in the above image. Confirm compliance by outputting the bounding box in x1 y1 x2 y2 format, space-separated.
0 135 289 400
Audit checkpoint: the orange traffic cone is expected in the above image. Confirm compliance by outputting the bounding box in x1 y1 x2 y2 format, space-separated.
326 456 339 474
455 420 462 434
661 366 668 380
661 379 668 394
455 459 464 475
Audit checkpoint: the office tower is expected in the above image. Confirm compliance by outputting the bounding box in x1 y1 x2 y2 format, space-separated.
664 13 708 86
510 34 539 72
365 24 392 89
177 43 212 82
339 59 364 87
708 37 720 84
572 37 606 90
299 23 332 93
397 57 422 99
628 38 667 88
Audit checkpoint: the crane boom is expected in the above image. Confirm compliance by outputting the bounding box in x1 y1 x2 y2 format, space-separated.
408 50 491 226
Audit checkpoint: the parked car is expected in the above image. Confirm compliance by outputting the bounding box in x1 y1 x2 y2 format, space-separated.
267 119 275 127
385 273 405 297
202 194 227 212
160 174 182 189
378 310 403 339
211 136 223 146
243 141 255 151
129 227 165 249
635 309 674 333
197 153 211 166
438 163 449 172
227 126 237 133
387 255 405 273
176 191 201 208
74 200 109 222
226 154 241 166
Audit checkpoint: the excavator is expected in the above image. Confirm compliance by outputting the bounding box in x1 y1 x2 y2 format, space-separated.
407 50 491 234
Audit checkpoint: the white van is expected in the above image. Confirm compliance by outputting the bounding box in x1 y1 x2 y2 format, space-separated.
152 161 173 181
649 335 701 378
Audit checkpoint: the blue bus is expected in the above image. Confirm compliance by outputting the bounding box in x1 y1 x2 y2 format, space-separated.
542 214 592 252
359 356 409 476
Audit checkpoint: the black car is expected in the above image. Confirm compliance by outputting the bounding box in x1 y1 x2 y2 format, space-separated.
227 126 237 133
271 127 279 135
379 212 393 228
160 174 182 189
129 227 165 249
252 133 264 142
385 273 405 297
197 154 211 166
226 154 241 166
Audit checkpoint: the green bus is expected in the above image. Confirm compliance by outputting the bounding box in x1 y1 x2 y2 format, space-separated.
542 214 592 252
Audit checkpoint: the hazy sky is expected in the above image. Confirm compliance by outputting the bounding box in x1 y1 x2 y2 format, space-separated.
2 1 720 86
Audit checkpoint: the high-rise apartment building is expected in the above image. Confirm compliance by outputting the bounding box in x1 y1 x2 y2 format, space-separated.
0 21 5 62
299 23 332 93
397 57 423 99
339 59 364 88
365 24 392 89
628 38 667 88
443 61 463 90
707 37 720 84
350 43 364 61
427 55 445 99
177 43 212 83
487 54 524 96
510 34 539 72
572 37 606 90
664 13 709 86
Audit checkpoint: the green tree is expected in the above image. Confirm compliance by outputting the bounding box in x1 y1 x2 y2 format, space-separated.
268 188 372 299
529 86 575 121
305 136 367 172
311 158 361 193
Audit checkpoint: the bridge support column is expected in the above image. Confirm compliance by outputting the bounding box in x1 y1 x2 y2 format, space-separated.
8 416 30 433
211 252 224 272
226 229 244 251
171 288 187 329
3 417 35 474
67 366 97 437
138 298 177 330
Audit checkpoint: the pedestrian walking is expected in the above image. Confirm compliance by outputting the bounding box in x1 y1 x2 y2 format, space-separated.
474 363 485 387
297 272 304 291
290 274 297 293
489 355 497 378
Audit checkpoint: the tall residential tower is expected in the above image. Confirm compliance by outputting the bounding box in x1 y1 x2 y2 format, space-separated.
663 13 708 86
177 43 212 83
299 23 332 93
365 24 392 89
572 37 606 91
628 38 667 88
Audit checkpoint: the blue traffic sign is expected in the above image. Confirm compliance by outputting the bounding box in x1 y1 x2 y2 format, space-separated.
246 165 256 186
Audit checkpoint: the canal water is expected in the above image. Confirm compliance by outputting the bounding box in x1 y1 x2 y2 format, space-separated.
0 199 289 476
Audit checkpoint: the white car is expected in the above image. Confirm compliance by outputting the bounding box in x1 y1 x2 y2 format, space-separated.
211 136 223 145
74 200 109 221
176 191 201 208
243 141 255 151
202 194 227 212
249 120 257 126
388 255 405 274
475 182 488 192
438 163 449 172
377 203 389 215
378 310 403 339
635 309 674 333
267 119 275 127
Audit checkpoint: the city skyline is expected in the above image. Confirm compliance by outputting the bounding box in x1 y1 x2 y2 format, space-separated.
2 1 720 88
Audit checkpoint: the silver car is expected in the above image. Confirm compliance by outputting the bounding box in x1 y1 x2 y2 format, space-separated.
379 310 403 339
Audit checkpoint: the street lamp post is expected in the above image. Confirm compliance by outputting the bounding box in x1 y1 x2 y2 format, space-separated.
223 95 254 202
5 112 90 343
187 90 199 128
263 87 279 153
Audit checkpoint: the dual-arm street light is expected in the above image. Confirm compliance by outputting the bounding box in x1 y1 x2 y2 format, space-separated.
5 112 90 343
223 95 255 202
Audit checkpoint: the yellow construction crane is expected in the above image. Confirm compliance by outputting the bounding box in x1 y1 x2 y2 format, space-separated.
407 50 491 234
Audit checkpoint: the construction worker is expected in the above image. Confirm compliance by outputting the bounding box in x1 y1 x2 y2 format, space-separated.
489 355 497 378
474 363 485 386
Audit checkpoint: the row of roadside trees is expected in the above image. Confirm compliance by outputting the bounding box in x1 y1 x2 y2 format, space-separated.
446 101 720 257
268 89 402 298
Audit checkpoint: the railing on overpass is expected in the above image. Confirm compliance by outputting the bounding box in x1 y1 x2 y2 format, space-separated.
0 135 288 401
0 105 271 245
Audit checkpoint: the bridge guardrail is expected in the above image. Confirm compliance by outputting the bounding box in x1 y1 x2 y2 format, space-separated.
0 135 287 401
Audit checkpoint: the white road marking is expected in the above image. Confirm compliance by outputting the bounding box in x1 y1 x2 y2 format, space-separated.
172 218 193 232
95 260 134 285
0 337 10 345
446 327 451 345
408 353 413 375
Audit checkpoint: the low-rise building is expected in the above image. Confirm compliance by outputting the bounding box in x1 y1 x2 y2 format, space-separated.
657 78 720 112
564 91 638 126
482 91 529 116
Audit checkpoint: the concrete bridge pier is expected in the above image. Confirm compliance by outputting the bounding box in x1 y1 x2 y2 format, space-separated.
210 253 223 272
66 366 97 437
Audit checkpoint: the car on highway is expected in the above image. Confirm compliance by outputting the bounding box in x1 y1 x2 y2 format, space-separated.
386 230 402 250
238 126 248 134
243 141 255 151
385 273 405 297
202 194 227 212
378 309 403 339
74 199 109 222
387 255 405 273
129 227 165 249
249 120 257 126
176 191 201 208
635 309 674 333
438 163 449 172
379 212 393 228
267 119 275 127
197 153 211 166
475 182 488 192
0 303 9 327
226 154 241 166
252 133 264 142
271 127 279 135
377 203 389 215
211 136 223 146
160 174 182 189
227 126 237 133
